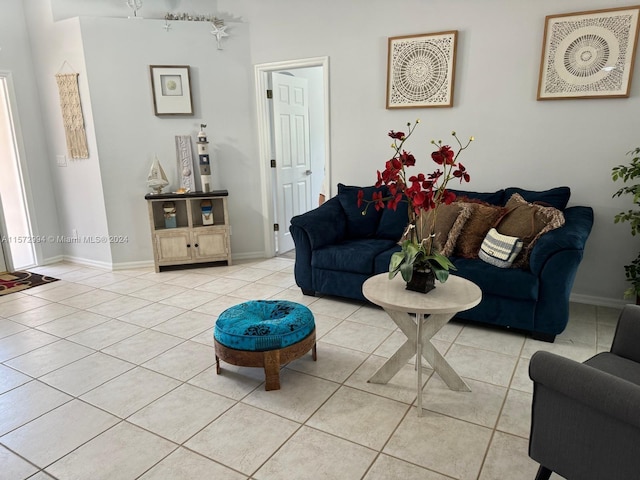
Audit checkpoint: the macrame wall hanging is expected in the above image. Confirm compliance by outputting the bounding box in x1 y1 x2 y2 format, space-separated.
55 69 89 159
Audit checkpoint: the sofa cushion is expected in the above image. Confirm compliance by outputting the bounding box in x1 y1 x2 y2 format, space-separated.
504 186 571 210
454 203 508 258
416 203 473 256
376 199 409 240
498 193 565 268
312 238 398 275
449 188 505 206
374 244 402 273
452 257 540 300
337 183 385 239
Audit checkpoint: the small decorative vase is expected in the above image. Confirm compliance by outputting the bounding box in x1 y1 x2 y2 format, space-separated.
406 268 436 293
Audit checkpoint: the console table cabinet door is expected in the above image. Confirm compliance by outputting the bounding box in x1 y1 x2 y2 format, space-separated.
193 228 228 260
154 230 192 263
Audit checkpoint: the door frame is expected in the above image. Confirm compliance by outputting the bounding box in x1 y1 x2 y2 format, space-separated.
0 72 39 269
254 56 331 257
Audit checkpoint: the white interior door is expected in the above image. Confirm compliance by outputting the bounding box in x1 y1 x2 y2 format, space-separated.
272 72 312 253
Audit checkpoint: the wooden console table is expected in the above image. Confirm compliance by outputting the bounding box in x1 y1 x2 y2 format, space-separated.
145 191 231 272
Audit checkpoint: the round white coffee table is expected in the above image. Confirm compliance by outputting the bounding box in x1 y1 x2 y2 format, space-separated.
362 273 482 416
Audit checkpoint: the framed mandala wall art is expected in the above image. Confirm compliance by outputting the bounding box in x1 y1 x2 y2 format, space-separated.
386 31 458 109
537 6 640 100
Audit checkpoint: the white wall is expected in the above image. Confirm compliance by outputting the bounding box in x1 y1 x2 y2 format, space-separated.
23 2 112 268
76 17 259 264
218 0 640 305
0 0 63 265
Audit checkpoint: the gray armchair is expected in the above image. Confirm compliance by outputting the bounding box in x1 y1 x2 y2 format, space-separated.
528 304 640 480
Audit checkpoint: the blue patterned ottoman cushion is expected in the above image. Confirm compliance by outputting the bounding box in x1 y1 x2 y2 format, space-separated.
214 300 315 351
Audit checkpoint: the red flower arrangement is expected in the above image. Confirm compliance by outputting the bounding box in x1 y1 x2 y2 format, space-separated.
359 120 474 284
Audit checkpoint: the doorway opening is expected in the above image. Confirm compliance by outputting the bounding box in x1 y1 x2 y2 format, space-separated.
255 57 331 257
0 74 36 271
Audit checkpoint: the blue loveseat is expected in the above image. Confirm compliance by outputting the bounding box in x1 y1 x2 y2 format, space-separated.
289 184 594 342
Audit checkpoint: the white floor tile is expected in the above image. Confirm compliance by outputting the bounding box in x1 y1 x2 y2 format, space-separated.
0 318 28 338
8 303 79 328
364 454 451 480
80 367 180 418
128 384 234 443
151 310 215 340
39 352 135 396
242 369 339 422
0 329 60 362
185 403 299 475
307 385 409 449
142 341 216 381
46 422 176 480
116 302 185 328
255 426 377 480
0 381 72 435
321 320 392 354
0 399 119 467
384 410 492 480
66 319 144 350
5 339 94 377
0 444 39 479
445 343 518 387
286 341 368 383
138 447 246 480
421 375 507 428
34 310 109 337
0 364 31 394
101 329 183 364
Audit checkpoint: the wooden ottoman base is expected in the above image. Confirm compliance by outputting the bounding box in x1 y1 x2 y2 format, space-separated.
214 329 317 391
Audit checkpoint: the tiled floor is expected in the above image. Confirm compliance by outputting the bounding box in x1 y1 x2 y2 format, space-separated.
0 258 620 479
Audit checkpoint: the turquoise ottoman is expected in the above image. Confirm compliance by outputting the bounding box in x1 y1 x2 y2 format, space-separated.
214 300 317 390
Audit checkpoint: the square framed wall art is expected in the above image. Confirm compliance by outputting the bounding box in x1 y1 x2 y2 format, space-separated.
386 31 458 109
537 6 640 100
149 65 194 115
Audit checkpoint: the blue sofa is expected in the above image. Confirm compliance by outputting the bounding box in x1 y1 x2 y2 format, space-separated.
289 184 594 342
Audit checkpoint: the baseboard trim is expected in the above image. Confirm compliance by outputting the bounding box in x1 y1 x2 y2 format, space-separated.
570 293 629 309
60 255 112 271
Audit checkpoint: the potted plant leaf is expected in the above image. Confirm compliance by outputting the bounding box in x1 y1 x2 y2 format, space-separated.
612 147 640 304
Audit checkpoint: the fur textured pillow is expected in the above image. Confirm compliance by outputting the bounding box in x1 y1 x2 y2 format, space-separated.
416 203 472 256
497 193 565 268
453 203 508 258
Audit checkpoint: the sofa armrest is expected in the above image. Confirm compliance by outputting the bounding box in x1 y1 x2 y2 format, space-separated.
529 350 640 429
529 206 594 275
289 196 347 250
611 305 640 363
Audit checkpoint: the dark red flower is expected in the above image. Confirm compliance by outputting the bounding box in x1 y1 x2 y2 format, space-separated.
441 190 457 204
357 189 364 208
453 163 471 183
386 193 403 210
431 145 456 165
388 130 405 140
400 150 416 167
372 191 385 211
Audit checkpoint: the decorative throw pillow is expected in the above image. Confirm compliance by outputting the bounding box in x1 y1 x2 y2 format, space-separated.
415 203 472 256
497 193 565 268
337 183 384 239
454 203 508 258
503 186 571 211
479 228 524 268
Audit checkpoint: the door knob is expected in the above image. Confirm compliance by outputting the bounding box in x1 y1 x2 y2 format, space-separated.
305 170 312 176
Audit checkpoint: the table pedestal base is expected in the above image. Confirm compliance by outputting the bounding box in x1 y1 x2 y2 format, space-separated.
368 308 470 416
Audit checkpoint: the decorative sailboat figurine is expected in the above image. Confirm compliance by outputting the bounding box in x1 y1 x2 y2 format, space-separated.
147 156 169 194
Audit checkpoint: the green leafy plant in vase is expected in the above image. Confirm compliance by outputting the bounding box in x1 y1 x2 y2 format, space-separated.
612 147 640 303
359 120 473 292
